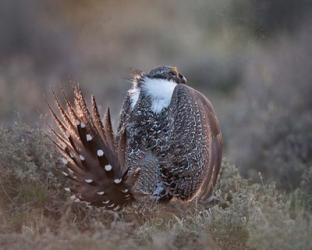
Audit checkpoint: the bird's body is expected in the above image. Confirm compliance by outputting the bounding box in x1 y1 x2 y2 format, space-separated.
119 70 222 202
119 78 177 201
49 66 222 210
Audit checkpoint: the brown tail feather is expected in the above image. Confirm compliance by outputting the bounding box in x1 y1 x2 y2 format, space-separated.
49 86 139 210
103 108 115 149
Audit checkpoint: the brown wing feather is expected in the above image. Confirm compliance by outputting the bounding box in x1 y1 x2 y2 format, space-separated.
164 84 222 201
192 88 223 202
49 85 140 210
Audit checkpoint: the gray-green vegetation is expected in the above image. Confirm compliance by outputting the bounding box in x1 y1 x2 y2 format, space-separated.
0 0 311 249
0 124 311 250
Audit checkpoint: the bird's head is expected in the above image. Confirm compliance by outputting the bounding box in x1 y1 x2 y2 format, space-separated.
146 65 187 84
131 65 187 88
129 66 187 112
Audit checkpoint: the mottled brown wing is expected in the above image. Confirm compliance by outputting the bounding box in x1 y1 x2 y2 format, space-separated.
192 87 223 202
163 84 222 201
49 86 140 210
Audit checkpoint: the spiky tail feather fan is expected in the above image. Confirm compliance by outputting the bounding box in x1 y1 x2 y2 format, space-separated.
49 86 140 211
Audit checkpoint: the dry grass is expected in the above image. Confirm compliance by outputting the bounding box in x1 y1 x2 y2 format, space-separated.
0 1 311 249
0 123 311 250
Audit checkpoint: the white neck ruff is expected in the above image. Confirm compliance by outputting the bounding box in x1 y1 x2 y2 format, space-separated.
128 77 177 113
142 77 177 113
128 87 140 110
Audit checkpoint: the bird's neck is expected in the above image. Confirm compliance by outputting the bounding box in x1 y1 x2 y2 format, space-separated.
129 77 177 114
140 77 177 114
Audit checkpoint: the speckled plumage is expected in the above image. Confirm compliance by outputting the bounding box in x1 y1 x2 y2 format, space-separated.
118 66 222 202
50 66 222 210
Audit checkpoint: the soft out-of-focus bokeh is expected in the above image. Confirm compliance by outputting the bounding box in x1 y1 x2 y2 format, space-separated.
1 0 311 190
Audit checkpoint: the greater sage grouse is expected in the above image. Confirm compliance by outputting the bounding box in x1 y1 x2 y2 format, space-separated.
50 66 222 211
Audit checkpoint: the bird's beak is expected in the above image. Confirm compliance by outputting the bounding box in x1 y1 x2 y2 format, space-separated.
181 75 187 84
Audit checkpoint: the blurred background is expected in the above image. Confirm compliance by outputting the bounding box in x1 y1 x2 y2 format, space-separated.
0 0 311 193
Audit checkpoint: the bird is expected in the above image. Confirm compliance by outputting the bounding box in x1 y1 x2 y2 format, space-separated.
49 66 222 211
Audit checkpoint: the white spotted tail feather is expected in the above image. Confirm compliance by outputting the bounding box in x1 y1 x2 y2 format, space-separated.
49 86 140 210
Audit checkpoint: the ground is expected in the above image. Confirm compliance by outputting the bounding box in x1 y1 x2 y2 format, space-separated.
0 124 311 250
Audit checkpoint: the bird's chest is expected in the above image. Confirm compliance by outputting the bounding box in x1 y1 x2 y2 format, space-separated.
127 98 173 154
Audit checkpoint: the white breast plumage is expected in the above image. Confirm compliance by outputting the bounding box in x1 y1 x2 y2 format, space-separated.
141 78 177 113
128 87 140 110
